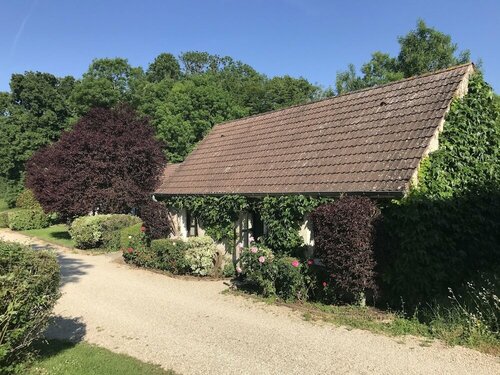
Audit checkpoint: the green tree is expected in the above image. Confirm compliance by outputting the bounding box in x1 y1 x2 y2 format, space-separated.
0 72 75 204
335 20 470 94
264 75 318 110
152 74 247 162
146 53 181 82
397 19 470 77
70 58 145 115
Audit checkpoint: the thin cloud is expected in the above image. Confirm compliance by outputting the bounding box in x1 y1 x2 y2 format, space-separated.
10 0 39 58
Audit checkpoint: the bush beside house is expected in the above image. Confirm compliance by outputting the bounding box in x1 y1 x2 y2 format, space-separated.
0 240 60 373
122 235 221 277
311 197 380 305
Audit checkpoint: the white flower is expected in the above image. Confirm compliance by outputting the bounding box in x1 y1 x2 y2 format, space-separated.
128 235 132 239
236 266 242 274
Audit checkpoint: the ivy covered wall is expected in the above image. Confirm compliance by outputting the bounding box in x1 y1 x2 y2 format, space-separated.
380 73 500 307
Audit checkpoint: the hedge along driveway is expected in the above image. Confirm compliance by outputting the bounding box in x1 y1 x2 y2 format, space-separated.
0 229 498 375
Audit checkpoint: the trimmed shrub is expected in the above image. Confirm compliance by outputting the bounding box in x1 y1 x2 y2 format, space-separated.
120 223 145 249
69 215 111 249
100 215 142 250
184 236 218 276
0 240 60 372
15 189 42 210
70 214 141 249
8 209 50 230
150 238 188 274
311 196 380 303
139 200 172 240
0 211 9 228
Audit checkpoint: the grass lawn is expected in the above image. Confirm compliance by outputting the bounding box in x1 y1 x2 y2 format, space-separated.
27 340 175 375
21 224 75 248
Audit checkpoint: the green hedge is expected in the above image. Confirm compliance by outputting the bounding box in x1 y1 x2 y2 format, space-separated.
8 209 50 230
119 223 144 249
122 235 219 277
101 215 143 251
150 238 188 274
0 240 60 373
0 211 8 228
379 73 500 308
70 214 141 249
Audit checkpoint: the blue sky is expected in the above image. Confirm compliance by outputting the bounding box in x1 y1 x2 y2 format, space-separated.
1 0 499 92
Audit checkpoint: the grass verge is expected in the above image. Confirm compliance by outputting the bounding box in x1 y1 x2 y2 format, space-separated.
27 340 176 375
21 224 75 248
226 289 499 356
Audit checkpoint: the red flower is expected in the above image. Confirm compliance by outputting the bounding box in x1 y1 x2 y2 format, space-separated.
322 281 328 287
127 247 134 253
140 226 146 232
307 259 314 266
291 260 299 267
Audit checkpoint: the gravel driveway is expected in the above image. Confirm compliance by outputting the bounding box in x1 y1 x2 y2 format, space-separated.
1 229 498 375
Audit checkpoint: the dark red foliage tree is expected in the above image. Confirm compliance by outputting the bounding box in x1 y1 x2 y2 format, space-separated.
139 200 172 240
311 196 381 302
26 106 166 219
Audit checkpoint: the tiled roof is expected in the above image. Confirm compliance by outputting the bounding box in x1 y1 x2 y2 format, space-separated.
156 64 473 197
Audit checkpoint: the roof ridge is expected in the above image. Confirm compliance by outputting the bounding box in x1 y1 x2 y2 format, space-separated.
214 63 473 128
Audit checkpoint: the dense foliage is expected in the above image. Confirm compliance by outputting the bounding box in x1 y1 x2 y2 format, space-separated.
15 189 42 210
122 235 219 277
139 200 172 240
336 20 470 94
26 106 166 219
381 73 500 307
7 209 50 231
259 195 328 254
238 241 315 301
0 73 75 205
311 197 380 303
150 238 188 274
183 236 219 276
0 212 8 228
69 214 141 249
0 241 60 373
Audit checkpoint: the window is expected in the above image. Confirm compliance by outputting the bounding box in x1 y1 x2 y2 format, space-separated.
240 212 253 247
186 210 198 237
240 211 266 247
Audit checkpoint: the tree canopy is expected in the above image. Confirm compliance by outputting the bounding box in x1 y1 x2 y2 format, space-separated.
26 106 166 219
335 20 471 94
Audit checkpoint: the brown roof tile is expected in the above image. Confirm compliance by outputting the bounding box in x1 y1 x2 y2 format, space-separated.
156 64 473 197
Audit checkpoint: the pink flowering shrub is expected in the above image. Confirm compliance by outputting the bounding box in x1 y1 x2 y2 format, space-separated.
239 243 309 301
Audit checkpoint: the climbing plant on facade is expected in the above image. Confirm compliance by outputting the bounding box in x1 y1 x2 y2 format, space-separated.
380 72 500 307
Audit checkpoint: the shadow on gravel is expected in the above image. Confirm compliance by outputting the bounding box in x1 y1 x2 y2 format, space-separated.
44 316 87 343
57 253 93 285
